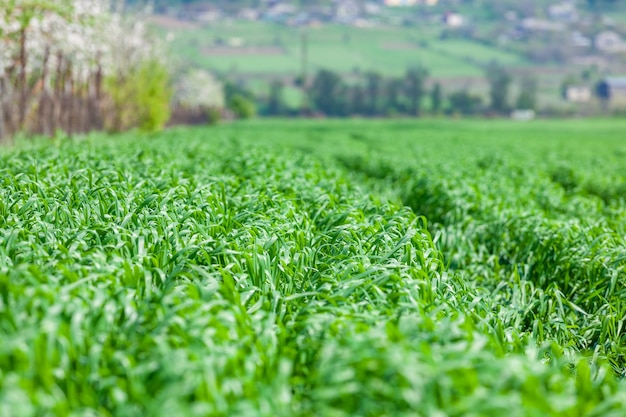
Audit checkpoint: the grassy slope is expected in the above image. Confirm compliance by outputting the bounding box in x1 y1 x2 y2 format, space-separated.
2 119 626 415
167 22 527 78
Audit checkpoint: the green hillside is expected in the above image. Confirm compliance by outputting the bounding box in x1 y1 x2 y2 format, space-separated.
167 22 529 78
2 119 626 415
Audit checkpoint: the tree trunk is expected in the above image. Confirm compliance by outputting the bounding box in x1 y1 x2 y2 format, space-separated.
18 28 28 129
52 53 64 133
38 47 51 136
0 77 5 142
67 74 74 137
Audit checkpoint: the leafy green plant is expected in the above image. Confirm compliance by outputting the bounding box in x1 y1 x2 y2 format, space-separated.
228 94 256 119
105 60 172 132
2 118 626 416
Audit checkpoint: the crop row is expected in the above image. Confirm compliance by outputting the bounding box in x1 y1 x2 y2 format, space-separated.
1 125 626 415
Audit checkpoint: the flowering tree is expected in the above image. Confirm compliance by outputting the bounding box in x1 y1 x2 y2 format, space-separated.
174 69 225 110
0 0 170 141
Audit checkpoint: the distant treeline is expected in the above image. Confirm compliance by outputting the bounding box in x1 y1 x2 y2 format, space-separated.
304 68 431 117
219 64 536 119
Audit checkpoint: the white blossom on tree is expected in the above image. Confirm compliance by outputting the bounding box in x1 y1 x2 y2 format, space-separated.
174 69 225 110
0 0 167 139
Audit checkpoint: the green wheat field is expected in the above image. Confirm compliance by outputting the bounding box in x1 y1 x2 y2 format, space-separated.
2 119 626 416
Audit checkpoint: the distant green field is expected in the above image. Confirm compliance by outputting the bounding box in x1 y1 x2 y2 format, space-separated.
3 119 626 415
166 22 529 78
430 39 527 66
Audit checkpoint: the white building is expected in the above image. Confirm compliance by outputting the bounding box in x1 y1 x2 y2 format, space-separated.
444 12 464 28
595 31 626 53
548 2 578 23
564 86 592 103
382 0 439 6
521 18 566 32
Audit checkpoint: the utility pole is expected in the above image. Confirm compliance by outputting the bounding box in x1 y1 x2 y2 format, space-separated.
300 30 309 115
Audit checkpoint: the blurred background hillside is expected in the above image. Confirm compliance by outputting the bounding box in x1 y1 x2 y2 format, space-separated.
142 0 626 118
2 0 624 142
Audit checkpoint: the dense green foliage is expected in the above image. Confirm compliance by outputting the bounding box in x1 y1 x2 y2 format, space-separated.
228 94 257 119
1 119 626 415
105 61 172 133
308 67 429 117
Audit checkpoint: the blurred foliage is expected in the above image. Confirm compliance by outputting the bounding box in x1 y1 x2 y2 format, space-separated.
105 60 172 132
228 94 256 119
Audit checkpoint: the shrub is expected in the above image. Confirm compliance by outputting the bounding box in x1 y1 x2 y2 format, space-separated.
207 107 222 125
228 94 256 119
105 60 172 132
